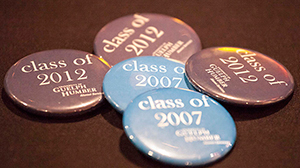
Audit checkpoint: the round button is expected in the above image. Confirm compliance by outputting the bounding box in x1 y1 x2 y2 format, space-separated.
123 88 236 166
102 56 195 114
4 49 110 116
185 47 295 106
94 13 201 66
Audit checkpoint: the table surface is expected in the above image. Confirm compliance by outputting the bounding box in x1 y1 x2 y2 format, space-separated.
1 0 299 167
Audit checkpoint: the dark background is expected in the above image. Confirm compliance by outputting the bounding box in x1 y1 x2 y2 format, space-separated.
1 0 299 167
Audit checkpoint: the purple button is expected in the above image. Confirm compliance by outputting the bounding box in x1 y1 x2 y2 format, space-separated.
4 49 110 116
185 47 295 106
94 13 201 66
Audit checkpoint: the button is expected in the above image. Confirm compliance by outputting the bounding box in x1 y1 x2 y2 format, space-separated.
185 47 295 106
94 13 201 66
123 88 236 166
103 56 195 113
4 49 110 116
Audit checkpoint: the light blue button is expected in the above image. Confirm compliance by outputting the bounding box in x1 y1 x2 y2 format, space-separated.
103 56 194 113
123 88 236 166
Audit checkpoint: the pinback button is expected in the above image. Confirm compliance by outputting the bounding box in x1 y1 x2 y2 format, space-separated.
102 56 195 114
123 88 236 166
94 13 201 65
185 47 295 106
4 49 110 116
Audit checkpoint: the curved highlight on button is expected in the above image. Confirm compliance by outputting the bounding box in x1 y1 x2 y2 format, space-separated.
98 56 112 68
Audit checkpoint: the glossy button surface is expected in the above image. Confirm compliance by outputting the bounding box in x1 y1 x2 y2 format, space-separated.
123 88 236 166
4 49 110 116
185 47 295 106
103 56 194 113
94 13 201 66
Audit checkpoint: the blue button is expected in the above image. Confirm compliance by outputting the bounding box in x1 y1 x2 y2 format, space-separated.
123 88 236 166
103 56 195 113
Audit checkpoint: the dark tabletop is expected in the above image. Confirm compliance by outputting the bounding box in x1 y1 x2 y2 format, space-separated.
1 0 299 167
